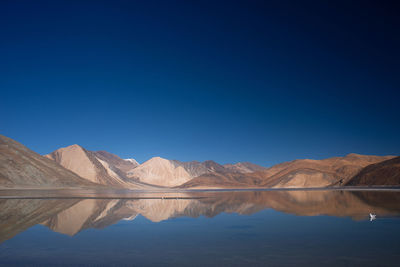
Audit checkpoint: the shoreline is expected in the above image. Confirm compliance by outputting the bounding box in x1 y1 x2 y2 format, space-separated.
0 186 399 199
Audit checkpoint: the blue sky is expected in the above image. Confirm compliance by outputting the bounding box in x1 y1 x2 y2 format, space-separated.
1 0 399 166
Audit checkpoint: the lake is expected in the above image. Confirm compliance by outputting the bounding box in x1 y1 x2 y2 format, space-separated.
0 189 400 266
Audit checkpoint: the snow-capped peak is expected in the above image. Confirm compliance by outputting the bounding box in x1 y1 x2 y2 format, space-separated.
125 158 139 166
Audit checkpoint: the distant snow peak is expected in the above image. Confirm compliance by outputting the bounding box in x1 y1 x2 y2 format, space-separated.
123 214 138 221
125 158 139 165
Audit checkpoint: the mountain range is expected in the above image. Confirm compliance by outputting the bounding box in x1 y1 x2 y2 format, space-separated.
180 153 396 188
0 134 399 189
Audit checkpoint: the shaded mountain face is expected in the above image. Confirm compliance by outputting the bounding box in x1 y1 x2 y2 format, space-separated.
223 162 267 173
1 190 400 242
177 160 227 177
94 151 139 174
256 153 396 188
46 145 146 188
0 135 99 188
346 157 400 186
181 154 395 189
124 158 139 166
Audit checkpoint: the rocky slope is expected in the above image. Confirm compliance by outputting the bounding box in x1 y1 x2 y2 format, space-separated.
127 157 192 187
2 134 396 189
181 154 395 188
46 145 266 188
46 145 145 188
223 162 267 173
0 135 99 188
259 153 395 188
45 146 393 189
346 156 400 186
126 157 263 187
94 151 139 175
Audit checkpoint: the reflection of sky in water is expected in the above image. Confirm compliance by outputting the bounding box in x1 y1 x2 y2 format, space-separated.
1 191 400 266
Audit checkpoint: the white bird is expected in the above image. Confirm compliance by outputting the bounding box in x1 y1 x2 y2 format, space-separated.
370 213 376 221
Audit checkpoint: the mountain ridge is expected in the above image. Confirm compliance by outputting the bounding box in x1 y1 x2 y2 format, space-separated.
345 156 400 186
0 134 397 189
46 144 148 188
180 153 396 189
0 135 100 188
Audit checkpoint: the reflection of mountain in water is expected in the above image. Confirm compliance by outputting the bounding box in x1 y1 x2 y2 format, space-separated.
1 190 400 242
0 198 79 243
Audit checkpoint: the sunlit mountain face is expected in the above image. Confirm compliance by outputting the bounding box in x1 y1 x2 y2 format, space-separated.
2 135 399 190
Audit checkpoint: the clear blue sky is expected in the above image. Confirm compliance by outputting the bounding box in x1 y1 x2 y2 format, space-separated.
1 0 399 166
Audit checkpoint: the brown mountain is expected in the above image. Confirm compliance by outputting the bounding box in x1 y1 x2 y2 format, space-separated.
126 157 264 187
223 162 267 173
127 157 192 187
0 135 99 188
346 156 400 186
46 145 146 188
177 160 228 177
180 154 395 189
2 134 396 189
94 150 139 174
258 153 395 188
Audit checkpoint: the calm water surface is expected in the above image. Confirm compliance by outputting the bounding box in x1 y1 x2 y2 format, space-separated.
0 190 400 266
